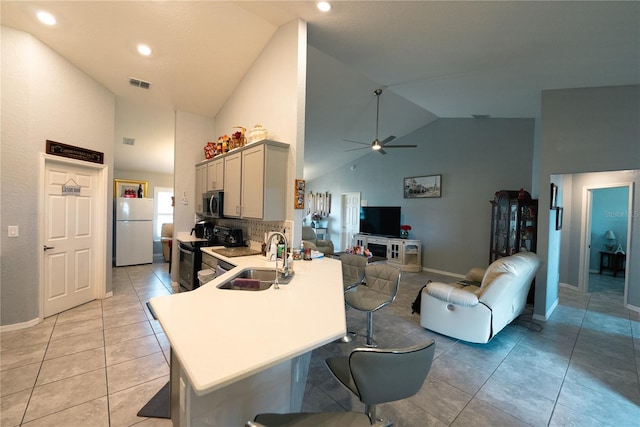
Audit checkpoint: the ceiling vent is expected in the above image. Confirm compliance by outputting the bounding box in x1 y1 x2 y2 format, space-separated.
129 77 151 89
123 137 135 146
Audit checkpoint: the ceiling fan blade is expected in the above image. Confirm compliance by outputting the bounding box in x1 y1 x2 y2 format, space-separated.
379 135 396 146
383 144 418 148
343 138 370 146
345 89 414 156
345 146 370 152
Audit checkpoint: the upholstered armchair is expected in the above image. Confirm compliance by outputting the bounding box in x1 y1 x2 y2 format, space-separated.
301 226 334 255
420 252 540 343
160 223 173 262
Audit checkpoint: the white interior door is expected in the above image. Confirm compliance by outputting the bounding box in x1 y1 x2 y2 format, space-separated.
340 192 360 251
43 160 102 317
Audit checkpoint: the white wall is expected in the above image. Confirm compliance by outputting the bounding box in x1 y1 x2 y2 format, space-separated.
1 26 115 326
214 19 307 243
173 110 215 282
114 97 175 175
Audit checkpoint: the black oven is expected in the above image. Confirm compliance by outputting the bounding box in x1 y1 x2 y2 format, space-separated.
178 241 204 291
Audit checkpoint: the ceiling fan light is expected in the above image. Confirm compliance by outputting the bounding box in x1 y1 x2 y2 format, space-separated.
372 142 382 151
37 11 56 26
137 44 152 56
317 2 332 12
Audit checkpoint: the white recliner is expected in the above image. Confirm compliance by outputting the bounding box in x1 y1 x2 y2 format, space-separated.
420 252 540 344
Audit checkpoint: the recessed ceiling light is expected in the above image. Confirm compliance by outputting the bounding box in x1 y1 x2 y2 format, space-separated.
137 44 152 56
37 11 56 26
317 1 332 12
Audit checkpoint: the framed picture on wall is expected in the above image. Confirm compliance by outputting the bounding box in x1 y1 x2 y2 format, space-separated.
404 174 442 198
550 183 558 209
114 179 148 198
294 179 305 209
555 207 563 230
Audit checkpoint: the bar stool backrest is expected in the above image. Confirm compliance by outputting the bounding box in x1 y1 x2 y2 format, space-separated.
340 253 367 290
349 340 436 405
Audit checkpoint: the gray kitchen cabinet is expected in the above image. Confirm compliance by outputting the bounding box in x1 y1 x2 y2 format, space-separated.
223 140 288 220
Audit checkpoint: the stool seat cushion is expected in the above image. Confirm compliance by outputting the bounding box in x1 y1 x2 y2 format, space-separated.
344 288 393 312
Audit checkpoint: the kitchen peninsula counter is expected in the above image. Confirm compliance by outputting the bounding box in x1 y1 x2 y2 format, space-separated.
149 251 345 426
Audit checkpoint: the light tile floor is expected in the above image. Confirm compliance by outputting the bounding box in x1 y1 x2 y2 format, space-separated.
1 263 638 426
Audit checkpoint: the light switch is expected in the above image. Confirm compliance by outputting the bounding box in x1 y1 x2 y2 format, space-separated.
8 226 19 237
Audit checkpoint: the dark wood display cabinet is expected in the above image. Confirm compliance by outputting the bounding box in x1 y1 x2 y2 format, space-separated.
489 190 538 264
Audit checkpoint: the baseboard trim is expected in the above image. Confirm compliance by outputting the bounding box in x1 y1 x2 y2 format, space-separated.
0 317 42 332
625 302 640 313
533 297 559 322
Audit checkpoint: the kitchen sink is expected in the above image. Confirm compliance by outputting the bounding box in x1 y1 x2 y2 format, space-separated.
217 267 294 291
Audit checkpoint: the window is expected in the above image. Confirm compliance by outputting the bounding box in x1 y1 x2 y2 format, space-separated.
154 187 174 241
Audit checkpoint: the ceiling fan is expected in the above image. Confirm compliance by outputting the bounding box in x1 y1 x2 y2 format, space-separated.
345 88 417 155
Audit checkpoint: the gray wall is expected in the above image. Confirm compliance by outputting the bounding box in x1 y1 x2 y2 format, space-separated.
537 85 640 317
1 26 116 326
308 118 535 275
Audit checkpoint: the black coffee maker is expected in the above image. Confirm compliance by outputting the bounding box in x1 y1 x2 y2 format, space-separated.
192 220 213 239
211 226 244 247
225 228 243 247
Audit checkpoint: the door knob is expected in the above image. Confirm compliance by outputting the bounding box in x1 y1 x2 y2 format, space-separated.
43 245 55 251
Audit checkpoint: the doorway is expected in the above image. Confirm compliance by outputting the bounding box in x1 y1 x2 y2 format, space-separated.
340 192 360 251
579 182 633 305
41 155 108 318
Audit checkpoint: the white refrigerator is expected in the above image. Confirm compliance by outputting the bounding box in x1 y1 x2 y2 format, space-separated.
115 197 154 266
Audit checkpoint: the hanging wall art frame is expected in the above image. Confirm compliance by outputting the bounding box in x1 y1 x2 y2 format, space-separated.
550 183 558 209
555 207 563 230
404 174 442 198
295 179 305 209
114 179 148 198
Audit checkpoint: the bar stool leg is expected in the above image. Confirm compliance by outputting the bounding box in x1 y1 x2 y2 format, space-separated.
365 311 377 347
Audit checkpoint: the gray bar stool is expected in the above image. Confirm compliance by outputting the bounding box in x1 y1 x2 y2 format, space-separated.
344 263 401 347
336 253 368 343
326 340 436 424
250 341 435 427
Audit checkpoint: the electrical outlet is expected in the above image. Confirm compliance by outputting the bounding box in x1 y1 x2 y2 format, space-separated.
8 226 19 237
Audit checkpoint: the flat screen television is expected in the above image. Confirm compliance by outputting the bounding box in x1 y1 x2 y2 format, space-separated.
359 206 401 237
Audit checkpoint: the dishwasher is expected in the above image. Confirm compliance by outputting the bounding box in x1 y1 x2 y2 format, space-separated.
199 252 234 287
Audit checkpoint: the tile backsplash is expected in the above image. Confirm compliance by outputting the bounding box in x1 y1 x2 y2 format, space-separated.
215 218 292 245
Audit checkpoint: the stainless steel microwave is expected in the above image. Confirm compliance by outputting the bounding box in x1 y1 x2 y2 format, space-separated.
202 191 224 218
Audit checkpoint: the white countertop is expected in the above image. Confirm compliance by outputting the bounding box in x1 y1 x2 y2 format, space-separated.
149 249 346 396
176 231 209 244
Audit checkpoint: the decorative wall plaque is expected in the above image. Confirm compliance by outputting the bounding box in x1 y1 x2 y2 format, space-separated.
46 140 104 164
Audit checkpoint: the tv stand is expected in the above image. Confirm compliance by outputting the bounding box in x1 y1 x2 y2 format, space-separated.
354 234 422 272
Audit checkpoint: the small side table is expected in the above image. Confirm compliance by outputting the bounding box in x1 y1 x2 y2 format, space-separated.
599 251 626 277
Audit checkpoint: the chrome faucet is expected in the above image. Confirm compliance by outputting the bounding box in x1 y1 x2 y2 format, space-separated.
268 232 289 289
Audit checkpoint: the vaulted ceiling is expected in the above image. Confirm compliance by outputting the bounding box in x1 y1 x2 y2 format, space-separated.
3 1 638 179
